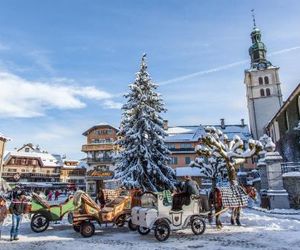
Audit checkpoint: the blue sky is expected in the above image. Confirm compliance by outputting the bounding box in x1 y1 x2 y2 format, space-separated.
0 0 300 159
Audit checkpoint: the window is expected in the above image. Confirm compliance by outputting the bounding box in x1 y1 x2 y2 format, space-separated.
95 129 113 135
180 143 193 149
167 144 176 149
260 89 265 97
298 96 300 118
285 111 289 131
185 157 191 165
266 88 271 96
264 76 269 84
170 157 178 165
25 148 30 152
258 77 263 85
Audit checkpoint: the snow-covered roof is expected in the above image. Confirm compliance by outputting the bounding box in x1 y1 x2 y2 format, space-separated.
62 160 87 169
5 148 63 168
175 167 206 177
166 124 251 142
0 133 11 141
166 126 204 142
282 171 300 178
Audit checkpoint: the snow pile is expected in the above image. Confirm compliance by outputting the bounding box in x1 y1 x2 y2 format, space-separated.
1 209 300 250
282 171 300 177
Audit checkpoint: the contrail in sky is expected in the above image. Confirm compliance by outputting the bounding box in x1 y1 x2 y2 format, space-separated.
159 46 300 86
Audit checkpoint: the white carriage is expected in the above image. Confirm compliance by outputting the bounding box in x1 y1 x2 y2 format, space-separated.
131 191 207 241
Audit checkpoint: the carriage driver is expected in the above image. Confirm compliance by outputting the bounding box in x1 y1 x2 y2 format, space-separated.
172 176 200 211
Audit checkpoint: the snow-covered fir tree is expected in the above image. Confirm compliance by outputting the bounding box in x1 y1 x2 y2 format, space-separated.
115 54 176 192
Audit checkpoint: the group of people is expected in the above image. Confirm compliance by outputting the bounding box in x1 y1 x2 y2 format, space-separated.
45 190 62 201
94 176 200 211
0 190 28 241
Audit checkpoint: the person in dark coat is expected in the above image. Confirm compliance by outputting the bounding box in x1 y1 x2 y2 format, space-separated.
172 176 200 211
9 191 27 241
95 189 106 208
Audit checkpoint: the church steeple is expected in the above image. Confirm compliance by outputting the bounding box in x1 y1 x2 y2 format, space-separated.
248 10 272 70
244 10 283 140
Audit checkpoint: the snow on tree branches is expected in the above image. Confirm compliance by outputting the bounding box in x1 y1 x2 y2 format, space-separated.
193 126 263 185
115 54 176 192
190 145 227 188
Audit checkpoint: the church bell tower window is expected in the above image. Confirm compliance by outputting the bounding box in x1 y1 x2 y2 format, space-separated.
260 89 265 97
264 76 269 84
259 77 263 85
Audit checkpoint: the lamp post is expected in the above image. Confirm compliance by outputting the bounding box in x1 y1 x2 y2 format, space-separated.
0 134 10 190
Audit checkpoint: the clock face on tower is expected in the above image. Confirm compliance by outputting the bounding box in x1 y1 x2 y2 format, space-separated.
258 63 265 70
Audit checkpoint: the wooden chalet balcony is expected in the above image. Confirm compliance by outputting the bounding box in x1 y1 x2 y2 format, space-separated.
81 143 114 152
86 157 114 164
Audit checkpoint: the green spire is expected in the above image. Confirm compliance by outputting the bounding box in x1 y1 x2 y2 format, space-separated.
248 10 272 70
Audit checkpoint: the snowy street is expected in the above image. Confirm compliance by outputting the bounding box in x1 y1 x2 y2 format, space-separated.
1 208 300 250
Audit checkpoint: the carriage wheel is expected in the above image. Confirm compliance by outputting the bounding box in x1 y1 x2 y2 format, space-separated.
30 213 50 233
154 222 170 242
115 214 126 227
137 226 150 235
80 221 95 237
128 218 138 231
73 224 80 232
191 216 206 235
67 212 74 224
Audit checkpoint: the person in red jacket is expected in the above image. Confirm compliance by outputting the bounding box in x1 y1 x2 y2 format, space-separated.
54 190 60 201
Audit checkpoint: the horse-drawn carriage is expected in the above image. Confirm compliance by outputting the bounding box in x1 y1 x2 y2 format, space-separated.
30 193 75 233
72 189 141 237
131 191 207 241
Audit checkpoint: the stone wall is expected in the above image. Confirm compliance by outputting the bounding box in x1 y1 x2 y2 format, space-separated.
283 175 300 209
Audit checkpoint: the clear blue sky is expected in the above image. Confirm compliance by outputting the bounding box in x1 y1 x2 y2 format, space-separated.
0 0 300 159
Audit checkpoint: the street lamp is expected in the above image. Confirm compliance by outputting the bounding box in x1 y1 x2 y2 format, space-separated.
0 133 10 191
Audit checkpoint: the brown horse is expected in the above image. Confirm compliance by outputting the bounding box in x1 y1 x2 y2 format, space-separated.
208 185 257 229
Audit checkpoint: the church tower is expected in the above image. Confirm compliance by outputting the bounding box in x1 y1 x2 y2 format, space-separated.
244 14 283 139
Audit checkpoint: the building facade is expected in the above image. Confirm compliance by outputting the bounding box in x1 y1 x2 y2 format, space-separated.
82 124 118 196
165 119 254 177
244 23 283 139
266 84 300 162
2 143 63 183
60 160 87 190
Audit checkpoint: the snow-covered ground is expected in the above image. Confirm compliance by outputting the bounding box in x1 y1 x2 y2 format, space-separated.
1 208 300 250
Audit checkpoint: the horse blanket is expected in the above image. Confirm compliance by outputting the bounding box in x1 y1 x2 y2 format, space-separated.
219 185 248 208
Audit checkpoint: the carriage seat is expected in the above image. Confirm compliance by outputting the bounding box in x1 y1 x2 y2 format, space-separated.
32 193 51 209
101 206 114 212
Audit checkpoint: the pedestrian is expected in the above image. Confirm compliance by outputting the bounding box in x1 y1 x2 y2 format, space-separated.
95 188 106 208
0 195 8 240
47 190 53 201
172 176 200 211
55 190 60 200
9 191 27 241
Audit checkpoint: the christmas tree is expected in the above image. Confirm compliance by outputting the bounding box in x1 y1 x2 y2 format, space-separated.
115 54 176 192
